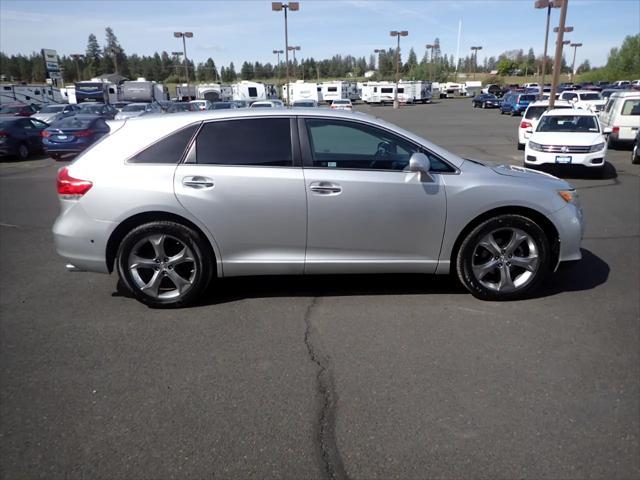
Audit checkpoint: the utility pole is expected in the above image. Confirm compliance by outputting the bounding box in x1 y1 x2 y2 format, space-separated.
272 2 300 106
548 0 569 109
70 54 84 81
174 32 194 99
570 42 582 82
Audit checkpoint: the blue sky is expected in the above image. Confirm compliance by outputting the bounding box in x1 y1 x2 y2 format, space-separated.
1 0 638 68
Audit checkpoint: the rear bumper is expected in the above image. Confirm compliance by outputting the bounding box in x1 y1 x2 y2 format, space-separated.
52 199 113 274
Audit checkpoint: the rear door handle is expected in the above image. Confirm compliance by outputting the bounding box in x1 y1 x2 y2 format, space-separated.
309 182 342 194
182 176 214 189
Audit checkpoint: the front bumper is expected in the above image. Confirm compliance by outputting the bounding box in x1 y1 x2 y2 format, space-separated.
549 203 584 266
524 148 606 168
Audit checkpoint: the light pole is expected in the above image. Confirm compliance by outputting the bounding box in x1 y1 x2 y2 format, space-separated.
288 46 301 79
272 2 300 106
171 51 183 83
390 30 408 109
548 0 570 109
70 54 84 81
534 0 563 98
374 48 385 73
174 32 193 99
273 49 283 85
470 46 482 80
425 44 438 83
570 42 582 81
106 47 119 75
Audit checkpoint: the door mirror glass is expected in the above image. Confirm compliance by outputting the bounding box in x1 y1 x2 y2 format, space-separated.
408 152 434 182
603 127 612 134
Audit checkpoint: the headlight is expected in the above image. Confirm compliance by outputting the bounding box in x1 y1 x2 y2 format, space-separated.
557 189 580 206
528 141 543 151
589 142 605 152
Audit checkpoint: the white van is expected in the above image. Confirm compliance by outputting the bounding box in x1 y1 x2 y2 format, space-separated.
599 91 640 148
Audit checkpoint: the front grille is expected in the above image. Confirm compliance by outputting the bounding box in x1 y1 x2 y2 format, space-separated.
539 144 591 153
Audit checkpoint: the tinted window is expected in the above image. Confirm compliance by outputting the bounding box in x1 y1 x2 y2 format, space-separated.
195 118 292 167
305 119 453 172
129 124 199 164
39 105 65 113
519 95 536 102
580 93 600 101
563 92 578 101
248 87 258 97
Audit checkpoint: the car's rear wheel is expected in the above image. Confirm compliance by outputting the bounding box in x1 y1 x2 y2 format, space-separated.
50 153 62 160
456 214 550 301
632 143 640 164
116 221 213 308
16 143 29 160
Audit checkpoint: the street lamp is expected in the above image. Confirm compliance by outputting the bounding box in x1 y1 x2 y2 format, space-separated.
425 43 438 82
470 46 482 80
272 2 300 106
534 0 563 98
390 30 408 109
105 47 119 75
273 49 284 83
374 48 385 72
174 31 193 99
70 54 84 81
548 0 570 109
171 51 184 83
288 45 301 79
570 42 582 81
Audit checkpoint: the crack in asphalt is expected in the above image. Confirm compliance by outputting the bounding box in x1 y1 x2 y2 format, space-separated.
303 297 350 480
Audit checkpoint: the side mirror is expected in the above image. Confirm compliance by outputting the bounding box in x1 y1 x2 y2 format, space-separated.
408 152 434 182
603 127 612 134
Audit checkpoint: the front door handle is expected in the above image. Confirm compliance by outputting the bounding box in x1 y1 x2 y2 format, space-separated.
182 176 214 189
309 182 342 195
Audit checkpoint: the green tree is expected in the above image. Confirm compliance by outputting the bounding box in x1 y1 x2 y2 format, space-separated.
240 61 254 80
497 58 517 76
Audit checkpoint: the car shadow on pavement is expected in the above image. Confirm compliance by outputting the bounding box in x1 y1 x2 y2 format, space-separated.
535 161 618 180
113 251 608 306
530 248 609 298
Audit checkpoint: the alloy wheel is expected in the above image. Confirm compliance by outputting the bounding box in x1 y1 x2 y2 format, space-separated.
471 227 539 293
128 234 196 300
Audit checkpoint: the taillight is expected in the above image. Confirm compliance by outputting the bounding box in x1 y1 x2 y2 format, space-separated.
74 130 93 137
0 131 7 137
612 126 620 134
520 121 532 129
41 130 51 137
57 167 92 197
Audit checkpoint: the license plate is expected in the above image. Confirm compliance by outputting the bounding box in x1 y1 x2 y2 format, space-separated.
556 155 572 164
56 135 68 140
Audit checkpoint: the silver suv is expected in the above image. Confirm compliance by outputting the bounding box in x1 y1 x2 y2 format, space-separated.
53 109 583 307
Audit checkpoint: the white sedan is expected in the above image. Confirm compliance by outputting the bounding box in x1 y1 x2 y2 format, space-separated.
524 109 610 172
330 99 353 111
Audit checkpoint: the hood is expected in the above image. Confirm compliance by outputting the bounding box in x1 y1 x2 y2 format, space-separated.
530 131 603 146
464 158 571 189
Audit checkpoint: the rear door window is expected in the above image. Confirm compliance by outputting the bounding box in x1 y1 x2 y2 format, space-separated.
129 124 199 164
195 118 293 167
621 99 640 115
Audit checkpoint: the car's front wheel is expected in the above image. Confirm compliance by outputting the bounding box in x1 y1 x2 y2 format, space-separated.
456 214 550 300
116 221 213 308
16 143 29 160
632 142 639 164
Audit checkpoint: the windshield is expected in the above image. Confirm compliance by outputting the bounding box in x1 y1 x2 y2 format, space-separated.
53 117 94 129
122 104 146 112
580 93 600 101
0 105 22 113
519 95 536 102
39 105 65 113
537 115 599 133
79 104 103 113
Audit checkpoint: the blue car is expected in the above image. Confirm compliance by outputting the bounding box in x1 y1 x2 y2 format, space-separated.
42 115 110 159
499 93 536 116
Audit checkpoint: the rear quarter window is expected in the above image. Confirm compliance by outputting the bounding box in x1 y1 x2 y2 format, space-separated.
129 124 199 164
621 99 640 115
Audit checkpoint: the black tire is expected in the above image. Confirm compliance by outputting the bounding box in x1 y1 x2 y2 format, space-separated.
607 136 618 150
500 109 505 115
517 142 525 151
16 143 29 160
116 221 214 308
50 153 62 160
456 214 551 301
632 143 640 164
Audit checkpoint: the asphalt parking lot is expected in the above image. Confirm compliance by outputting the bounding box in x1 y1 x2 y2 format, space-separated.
1 100 638 480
